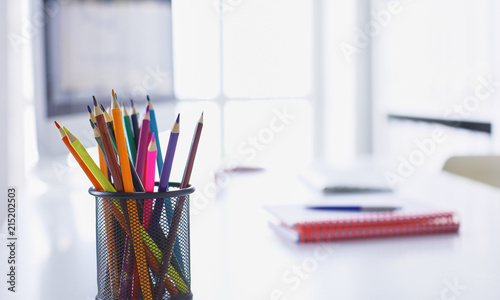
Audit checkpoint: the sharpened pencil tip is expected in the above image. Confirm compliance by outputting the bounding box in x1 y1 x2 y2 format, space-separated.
111 93 119 109
199 112 204 123
171 116 180 133
93 96 98 107
54 121 60 128
130 99 134 107
148 133 157 151
87 105 92 114
176 113 180 123
147 95 150 101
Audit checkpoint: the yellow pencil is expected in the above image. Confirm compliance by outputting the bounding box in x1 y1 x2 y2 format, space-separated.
63 127 116 192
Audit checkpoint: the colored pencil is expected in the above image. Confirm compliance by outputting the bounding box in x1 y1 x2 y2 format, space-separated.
143 133 157 230
158 114 180 192
111 90 135 194
111 91 140 299
91 122 109 179
54 121 102 191
87 105 96 125
94 97 123 192
147 95 163 177
123 104 137 165
94 98 134 298
181 112 203 188
90 120 122 297
151 114 180 237
101 104 117 148
154 112 203 299
130 99 140 149
150 115 183 272
135 105 151 181
111 91 153 299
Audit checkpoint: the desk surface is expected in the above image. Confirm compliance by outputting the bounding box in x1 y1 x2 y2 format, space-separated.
1 160 500 299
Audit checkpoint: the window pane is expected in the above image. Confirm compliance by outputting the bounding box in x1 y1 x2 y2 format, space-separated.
173 0 220 99
223 99 312 170
222 0 312 98
372 0 495 119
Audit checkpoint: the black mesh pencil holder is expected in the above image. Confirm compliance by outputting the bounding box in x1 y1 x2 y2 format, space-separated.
89 182 195 300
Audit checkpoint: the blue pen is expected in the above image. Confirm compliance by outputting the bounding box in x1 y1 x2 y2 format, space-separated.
307 206 400 212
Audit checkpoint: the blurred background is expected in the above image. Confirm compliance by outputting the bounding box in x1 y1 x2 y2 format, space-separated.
1 0 500 255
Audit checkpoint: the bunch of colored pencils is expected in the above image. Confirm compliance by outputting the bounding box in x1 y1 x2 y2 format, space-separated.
55 90 203 299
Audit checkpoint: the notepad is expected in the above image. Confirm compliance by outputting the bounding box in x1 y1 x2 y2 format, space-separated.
264 195 459 243
298 162 392 194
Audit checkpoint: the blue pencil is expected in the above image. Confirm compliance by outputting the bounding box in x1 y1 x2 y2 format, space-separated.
147 95 164 178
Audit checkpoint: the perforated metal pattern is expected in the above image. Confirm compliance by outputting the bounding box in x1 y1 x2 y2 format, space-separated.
94 190 192 300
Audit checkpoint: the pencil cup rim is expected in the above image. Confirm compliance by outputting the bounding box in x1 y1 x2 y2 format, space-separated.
88 181 195 199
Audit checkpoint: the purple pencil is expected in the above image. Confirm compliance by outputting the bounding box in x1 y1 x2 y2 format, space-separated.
159 114 180 192
149 114 179 242
135 105 150 181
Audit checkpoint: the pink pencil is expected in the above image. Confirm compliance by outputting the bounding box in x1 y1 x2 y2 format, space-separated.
135 105 150 181
143 133 157 230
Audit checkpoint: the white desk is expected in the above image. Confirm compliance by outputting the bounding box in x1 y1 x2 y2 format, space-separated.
1 160 500 299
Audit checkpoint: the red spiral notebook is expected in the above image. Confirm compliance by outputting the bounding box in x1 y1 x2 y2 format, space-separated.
265 196 460 243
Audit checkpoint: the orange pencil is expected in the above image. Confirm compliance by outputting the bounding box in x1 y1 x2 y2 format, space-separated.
110 90 153 299
111 91 134 192
54 121 103 191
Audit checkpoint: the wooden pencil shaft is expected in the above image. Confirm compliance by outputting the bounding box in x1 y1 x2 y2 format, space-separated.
181 121 203 189
58 133 102 190
112 104 134 193
135 118 151 182
130 103 140 148
95 111 124 192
